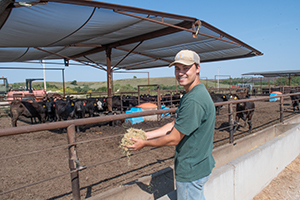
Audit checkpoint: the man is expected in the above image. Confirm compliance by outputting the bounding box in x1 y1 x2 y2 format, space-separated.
125 50 215 200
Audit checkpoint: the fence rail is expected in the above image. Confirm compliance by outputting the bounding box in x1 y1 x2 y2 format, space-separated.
0 92 299 199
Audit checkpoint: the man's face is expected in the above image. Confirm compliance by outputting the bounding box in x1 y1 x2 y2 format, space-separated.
175 63 200 87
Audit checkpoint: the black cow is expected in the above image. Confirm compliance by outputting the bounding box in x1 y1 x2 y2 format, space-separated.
10 100 46 127
290 90 300 112
72 99 86 133
233 91 255 132
210 92 231 115
55 97 75 121
45 97 56 122
84 98 103 117
102 96 123 112
140 94 157 103
122 95 138 111
73 99 85 119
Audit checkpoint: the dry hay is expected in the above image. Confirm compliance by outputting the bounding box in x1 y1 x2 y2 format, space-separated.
120 128 147 161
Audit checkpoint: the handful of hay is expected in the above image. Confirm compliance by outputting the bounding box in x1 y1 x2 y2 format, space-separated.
120 128 147 159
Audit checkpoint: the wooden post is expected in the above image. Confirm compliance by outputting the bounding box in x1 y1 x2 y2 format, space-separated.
228 103 234 143
67 125 81 200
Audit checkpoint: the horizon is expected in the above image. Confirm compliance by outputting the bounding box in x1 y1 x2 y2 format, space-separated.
8 76 279 84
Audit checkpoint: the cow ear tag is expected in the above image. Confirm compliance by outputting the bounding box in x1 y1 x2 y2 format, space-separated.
94 103 96 106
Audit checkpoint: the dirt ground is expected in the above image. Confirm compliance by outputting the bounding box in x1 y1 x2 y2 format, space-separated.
0 98 299 199
253 154 300 200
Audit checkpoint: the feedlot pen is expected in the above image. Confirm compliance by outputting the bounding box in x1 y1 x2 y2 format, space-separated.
0 94 299 200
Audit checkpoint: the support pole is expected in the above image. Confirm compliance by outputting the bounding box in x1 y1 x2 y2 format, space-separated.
106 48 113 112
67 125 81 200
62 69 65 98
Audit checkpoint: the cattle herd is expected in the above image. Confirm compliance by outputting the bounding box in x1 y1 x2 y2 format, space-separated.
9 93 182 128
9 89 300 133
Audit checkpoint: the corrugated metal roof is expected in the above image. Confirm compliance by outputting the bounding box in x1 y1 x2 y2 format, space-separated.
0 0 262 71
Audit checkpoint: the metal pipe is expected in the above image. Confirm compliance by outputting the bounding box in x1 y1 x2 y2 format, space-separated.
0 108 177 137
1 92 299 138
106 48 113 112
228 103 234 143
0 67 64 70
115 10 241 46
34 47 104 70
115 47 171 63
67 125 81 200
280 97 284 123
62 69 65 97
113 41 143 69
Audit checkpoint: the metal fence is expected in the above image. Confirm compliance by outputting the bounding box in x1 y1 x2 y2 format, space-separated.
0 92 299 199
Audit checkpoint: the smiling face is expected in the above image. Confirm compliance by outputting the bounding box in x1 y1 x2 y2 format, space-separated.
175 63 201 93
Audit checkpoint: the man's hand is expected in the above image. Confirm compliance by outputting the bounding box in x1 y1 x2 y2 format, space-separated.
124 125 184 151
124 138 146 151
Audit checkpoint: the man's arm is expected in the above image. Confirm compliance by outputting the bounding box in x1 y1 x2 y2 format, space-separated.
124 125 185 151
146 120 175 140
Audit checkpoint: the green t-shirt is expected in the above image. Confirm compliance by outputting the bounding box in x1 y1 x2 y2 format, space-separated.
174 84 216 182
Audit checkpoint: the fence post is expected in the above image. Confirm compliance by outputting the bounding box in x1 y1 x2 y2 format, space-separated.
157 85 161 121
228 103 234 143
120 95 123 113
67 124 81 200
280 96 284 123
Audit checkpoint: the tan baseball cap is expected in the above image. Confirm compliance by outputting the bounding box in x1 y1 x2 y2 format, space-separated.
168 50 200 67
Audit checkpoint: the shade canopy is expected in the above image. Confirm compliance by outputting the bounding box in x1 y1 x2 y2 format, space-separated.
0 0 263 71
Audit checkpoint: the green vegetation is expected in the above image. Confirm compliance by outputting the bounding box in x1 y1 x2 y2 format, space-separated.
70 80 77 85
219 77 300 87
276 76 300 86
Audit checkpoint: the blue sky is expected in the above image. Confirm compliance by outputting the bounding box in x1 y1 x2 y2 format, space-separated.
1 0 299 83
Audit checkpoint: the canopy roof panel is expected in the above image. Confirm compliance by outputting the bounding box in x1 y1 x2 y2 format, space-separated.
242 70 300 77
0 0 263 71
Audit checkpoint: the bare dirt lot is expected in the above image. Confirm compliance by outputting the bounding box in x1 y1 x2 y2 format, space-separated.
0 99 299 199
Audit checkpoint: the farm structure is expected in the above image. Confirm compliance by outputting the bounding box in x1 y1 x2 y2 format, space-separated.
0 0 262 113
0 92 300 199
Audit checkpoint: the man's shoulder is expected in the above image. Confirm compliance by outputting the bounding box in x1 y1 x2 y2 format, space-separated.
189 84 210 99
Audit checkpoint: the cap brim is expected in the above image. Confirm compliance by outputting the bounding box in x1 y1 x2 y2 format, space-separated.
168 60 195 67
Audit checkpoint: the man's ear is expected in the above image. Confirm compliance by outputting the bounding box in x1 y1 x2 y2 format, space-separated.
196 64 201 73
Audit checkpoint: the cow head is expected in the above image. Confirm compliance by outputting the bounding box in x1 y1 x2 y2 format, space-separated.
96 100 103 110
